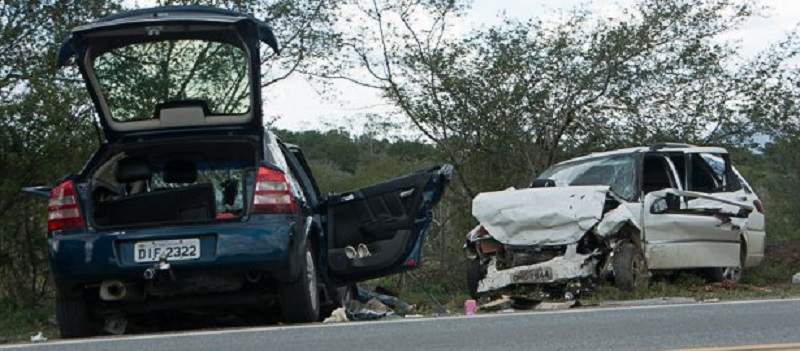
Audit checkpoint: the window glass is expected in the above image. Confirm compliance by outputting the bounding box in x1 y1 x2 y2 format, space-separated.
93 39 250 122
537 155 637 200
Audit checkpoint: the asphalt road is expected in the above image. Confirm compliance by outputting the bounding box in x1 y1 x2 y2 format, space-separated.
4 298 800 351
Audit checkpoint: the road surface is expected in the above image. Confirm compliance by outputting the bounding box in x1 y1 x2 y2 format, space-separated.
4 298 800 350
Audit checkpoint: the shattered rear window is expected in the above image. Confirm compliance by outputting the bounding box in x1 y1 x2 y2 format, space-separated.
536 155 637 200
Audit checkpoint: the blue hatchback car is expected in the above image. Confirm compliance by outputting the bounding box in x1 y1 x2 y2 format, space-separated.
34 6 451 338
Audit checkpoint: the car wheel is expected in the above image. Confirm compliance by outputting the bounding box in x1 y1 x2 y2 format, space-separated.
613 242 648 293
466 258 485 299
55 292 96 338
279 243 320 323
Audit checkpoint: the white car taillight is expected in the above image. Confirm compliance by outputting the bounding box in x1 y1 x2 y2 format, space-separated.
753 199 764 214
251 167 297 214
48 180 85 232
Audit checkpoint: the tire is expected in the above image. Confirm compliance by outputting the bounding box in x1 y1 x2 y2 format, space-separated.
55 292 96 338
613 242 648 293
466 259 484 299
279 243 320 323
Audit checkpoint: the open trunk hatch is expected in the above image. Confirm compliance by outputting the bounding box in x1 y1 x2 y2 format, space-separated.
57 6 279 141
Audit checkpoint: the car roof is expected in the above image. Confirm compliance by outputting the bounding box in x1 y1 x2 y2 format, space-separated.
557 143 729 166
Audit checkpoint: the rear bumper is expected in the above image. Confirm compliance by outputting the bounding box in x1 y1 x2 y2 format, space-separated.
49 218 299 292
744 229 766 268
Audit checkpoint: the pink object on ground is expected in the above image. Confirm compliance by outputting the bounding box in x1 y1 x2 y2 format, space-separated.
464 299 477 316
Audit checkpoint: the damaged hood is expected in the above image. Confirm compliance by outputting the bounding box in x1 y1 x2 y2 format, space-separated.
472 186 612 246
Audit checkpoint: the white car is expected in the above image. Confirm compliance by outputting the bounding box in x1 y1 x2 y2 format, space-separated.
464 143 766 298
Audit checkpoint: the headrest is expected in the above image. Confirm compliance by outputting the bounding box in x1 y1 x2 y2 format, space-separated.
163 160 197 184
116 158 152 183
530 178 556 188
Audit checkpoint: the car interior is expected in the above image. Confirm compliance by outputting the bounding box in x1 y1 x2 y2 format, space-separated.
642 154 678 194
90 140 256 228
326 167 440 279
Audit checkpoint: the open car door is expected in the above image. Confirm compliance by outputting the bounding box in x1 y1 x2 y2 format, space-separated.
643 189 753 270
325 164 452 283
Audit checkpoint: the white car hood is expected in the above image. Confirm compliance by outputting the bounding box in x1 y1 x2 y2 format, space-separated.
471 186 611 246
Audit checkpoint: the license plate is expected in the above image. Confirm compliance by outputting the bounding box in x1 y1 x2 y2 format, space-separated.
514 266 554 283
134 239 200 263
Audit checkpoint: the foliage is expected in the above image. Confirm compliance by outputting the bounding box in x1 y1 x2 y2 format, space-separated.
0 0 118 308
324 0 800 199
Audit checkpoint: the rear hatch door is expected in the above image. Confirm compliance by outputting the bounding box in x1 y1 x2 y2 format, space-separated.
57 6 279 141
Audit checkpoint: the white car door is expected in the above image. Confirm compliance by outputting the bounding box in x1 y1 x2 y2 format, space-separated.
694 154 766 267
641 153 752 270
643 189 751 269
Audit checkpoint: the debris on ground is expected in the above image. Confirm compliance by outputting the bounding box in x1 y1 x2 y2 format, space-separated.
693 281 773 292
464 299 477 315
478 296 513 311
29 331 47 343
322 307 348 323
356 286 414 315
477 295 580 313
345 298 400 321
322 286 414 323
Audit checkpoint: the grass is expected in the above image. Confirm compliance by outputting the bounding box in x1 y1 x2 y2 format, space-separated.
0 304 58 344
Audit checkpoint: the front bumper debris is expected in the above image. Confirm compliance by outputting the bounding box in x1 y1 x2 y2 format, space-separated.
478 245 598 293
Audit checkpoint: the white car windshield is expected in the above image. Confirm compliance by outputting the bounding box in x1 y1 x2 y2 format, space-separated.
536 155 637 200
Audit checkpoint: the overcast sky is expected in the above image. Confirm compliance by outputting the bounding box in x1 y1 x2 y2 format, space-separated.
266 0 800 133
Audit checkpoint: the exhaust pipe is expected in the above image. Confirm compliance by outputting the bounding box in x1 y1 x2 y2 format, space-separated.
99 280 127 301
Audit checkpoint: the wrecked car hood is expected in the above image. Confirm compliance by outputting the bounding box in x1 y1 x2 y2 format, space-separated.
472 186 612 246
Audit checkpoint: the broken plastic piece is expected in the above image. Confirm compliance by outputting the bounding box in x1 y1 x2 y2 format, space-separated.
464 299 477 316
323 307 348 323
30 331 47 343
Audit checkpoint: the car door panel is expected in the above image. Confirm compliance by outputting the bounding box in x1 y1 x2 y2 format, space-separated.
692 154 766 267
643 190 751 269
326 164 451 283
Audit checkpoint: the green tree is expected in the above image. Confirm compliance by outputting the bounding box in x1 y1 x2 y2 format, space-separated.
322 0 799 197
0 0 119 307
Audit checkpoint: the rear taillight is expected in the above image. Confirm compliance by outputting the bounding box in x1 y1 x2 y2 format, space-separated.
48 180 84 232
753 199 764 214
251 167 297 214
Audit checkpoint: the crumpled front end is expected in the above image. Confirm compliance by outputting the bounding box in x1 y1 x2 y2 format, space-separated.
477 244 599 293
467 186 636 295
